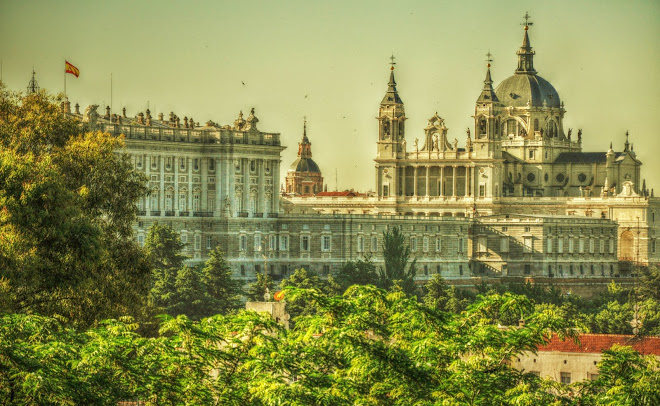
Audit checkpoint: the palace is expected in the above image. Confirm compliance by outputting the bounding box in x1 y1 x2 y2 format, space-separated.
57 16 658 284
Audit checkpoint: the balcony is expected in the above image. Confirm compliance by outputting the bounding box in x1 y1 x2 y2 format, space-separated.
238 211 249 218
254 212 264 218
179 211 190 217
193 211 214 217
164 211 175 217
150 211 161 216
267 213 279 218
136 210 146 216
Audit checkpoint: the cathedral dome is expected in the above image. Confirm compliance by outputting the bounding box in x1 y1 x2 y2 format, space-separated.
495 74 560 108
289 157 321 173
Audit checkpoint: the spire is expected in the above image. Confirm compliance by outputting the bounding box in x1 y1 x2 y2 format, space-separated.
477 51 499 103
27 69 39 94
381 54 403 105
515 12 537 75
624 131 630 152
299 117 312 158
302 116 309 143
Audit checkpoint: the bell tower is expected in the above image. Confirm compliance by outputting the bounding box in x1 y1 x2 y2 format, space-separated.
375 56 406 200
473 52 503 159
376 55 406 160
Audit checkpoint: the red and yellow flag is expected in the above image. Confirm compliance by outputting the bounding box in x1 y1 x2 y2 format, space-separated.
65 61 79 78
273 291 285 301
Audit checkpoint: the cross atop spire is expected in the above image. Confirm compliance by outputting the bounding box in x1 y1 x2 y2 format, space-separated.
381 55 403 105
389 54 396 70
485 51 493 68
27 69 39 94
521 11 533 29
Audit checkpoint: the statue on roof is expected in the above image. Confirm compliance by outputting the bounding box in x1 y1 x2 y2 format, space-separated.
82 105 99 127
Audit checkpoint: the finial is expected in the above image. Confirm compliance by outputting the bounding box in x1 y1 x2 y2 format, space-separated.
486 50 493 68
610 142 613 149
521 11 533 30
303 116 307 136
389 54 396 71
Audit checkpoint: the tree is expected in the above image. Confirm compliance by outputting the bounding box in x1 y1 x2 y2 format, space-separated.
246 271 275 302
279 268 329 319
0 87 150 327
145 222 185 311
379 226 417 295
335 256 379 292
421 273 466 313
200 247 242 315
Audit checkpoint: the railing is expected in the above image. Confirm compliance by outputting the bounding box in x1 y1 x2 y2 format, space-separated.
193 211 214 217
179 211 189 217
149 211 161 216
164 211 175 217
136 210 146 216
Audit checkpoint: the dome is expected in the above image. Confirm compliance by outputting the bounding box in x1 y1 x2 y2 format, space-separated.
289 157 321 173
495 73 561 108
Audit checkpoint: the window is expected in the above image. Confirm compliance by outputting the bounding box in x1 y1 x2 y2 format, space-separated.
500 237 509 252
209 159 215 171
181 233 188 245
423 265 428 275
547 238 553 253
600 239 605 254
529 150 535 159
501 226 508 232
192 191 200 212
194 235 201 251
357 236 364 252
579 238 585 254
523 236 533 253
301 235 310 251
558 238 564 253
151 156 158 170
371 236 378 252
250 160 256 172
322 235 331 252
193 158 199 171
239 235 247 251
136 155 143 169
435 237 442 252
137 234 144 247
479 184 486 197
269 234 277 251
589 239 595 254
457 238 464 253
254 235 262 251
652 239 657 254
206 235 213 250
180 158 186 170
165 190 173 211
524 264 531 275
560 372 571 384
179 191 187 212
477 236 487 253
609 239 614 254
423 236 429 253
568 238 574 254
240 265 246 276
410 237 417 252
459 265 463 275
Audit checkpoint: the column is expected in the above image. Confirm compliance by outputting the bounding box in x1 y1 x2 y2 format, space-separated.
201 157 208 212
401 167 407 197
464 166 469 198
243 158 249 214
470 166 475 200
188 156 193 214
413 166 418 197
174 155 179 212
273 158 281 213
159 155 165 211
425 166 430 198
452 165 457 198
439 166 444 197
215 157 222 216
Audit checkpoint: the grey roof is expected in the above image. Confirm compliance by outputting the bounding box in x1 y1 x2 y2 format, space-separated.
495 73 560 108
554 152 625 164
289 157 321 173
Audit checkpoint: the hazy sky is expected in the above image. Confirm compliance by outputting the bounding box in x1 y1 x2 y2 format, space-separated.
1 0 659 192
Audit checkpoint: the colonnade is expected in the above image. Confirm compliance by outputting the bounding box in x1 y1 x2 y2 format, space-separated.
398 165 476 198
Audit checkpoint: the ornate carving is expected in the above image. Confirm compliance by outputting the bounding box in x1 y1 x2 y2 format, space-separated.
82 104 99 126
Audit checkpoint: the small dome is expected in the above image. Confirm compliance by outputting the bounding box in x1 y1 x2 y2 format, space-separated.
289 157 320 173
495 74 560 108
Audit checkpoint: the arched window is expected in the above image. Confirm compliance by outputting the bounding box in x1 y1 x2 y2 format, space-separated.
179 189 187 212
150 188 159 211
192 189 201 212
165 188 173 211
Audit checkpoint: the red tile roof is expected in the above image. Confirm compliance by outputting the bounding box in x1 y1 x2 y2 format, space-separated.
315 190 364 197
539 334 660 355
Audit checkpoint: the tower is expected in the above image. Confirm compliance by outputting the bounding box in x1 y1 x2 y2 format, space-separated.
285 118 323 196
473 51 503 159
376 56 406 199
27 70 39 94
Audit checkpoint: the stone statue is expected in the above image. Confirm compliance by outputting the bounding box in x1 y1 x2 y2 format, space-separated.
577 129 582 142
466 127 470 138
414 138 419 152
432 134 439 151
567 128 572 139
453 138 458 150
401 138 406 152
82 104 99 126
466 132 472 150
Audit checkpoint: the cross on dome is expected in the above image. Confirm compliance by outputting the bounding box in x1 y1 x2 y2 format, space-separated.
389 54 396 70
521 11 533 29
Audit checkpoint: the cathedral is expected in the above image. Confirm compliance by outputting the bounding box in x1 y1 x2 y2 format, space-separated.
54 16 658 285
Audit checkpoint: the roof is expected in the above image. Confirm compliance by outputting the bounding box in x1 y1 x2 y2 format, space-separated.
288 157 321 173
539 334 660 355
553 152 625 164
495 73 560 108
316 190 364 197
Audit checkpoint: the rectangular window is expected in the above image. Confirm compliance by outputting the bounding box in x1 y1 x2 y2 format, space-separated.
371 236 378 252
609 239 614 254
579 238 585 254
180 158 186 170
279 235 289 251
137 234 144 247
269 235 277 251
423 236 429 253
410 237 417 252
322 235 331 251
523 237 533 253
500 237 509 253
181 233 188 245
477 236 487 253
193 158 199 171
151 156 158 170
239 235 247 251
209 159 215 171
479 184 486 197
600 239 605 254
558 238 564 253
165 157 172 169
560 372 571 384
568 239 574 254
435 237 442 252
589 239 595 254
524 264 531 275
357 236 364 252
457 238 464 253
529 150 535 159
254 235 262 251
136 155 144 169
194 235 201 251
301 235 310 251
653 240 657 254
206 235 212 250
547 238 553 253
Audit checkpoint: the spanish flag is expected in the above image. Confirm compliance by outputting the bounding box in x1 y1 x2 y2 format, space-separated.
65 61 79 78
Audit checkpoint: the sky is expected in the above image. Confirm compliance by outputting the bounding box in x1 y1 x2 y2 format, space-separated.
1 0 659 192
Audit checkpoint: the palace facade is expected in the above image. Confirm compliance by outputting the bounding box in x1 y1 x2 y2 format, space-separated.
60 17 658 283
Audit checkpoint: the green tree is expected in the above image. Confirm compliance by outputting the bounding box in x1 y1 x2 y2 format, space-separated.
200 247 242 315
379 226 417 295
335 256 379 292
0 87 149 326
279 268 328 319
421 273 466 313
246 271 275 301
145 222 185 311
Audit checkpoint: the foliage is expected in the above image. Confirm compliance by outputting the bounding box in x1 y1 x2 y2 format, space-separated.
279 268 330 320
201 247 243 314
0 87 149 327
246 271 275 302
379 226 417 295
335 256 379 292
421 273 468 313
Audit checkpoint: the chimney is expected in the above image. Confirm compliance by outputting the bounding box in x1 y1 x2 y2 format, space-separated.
75 103 80 114
137 112 144 125
146 109 152 126
105 106 111 119
158 112 164 121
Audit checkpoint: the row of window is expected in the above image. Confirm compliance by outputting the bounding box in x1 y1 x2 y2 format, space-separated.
475 236 616 255
239 234 332 253
136 156 216 172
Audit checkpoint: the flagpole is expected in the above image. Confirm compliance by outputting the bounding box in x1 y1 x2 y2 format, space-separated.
110 73 113 113
64 60 67 97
